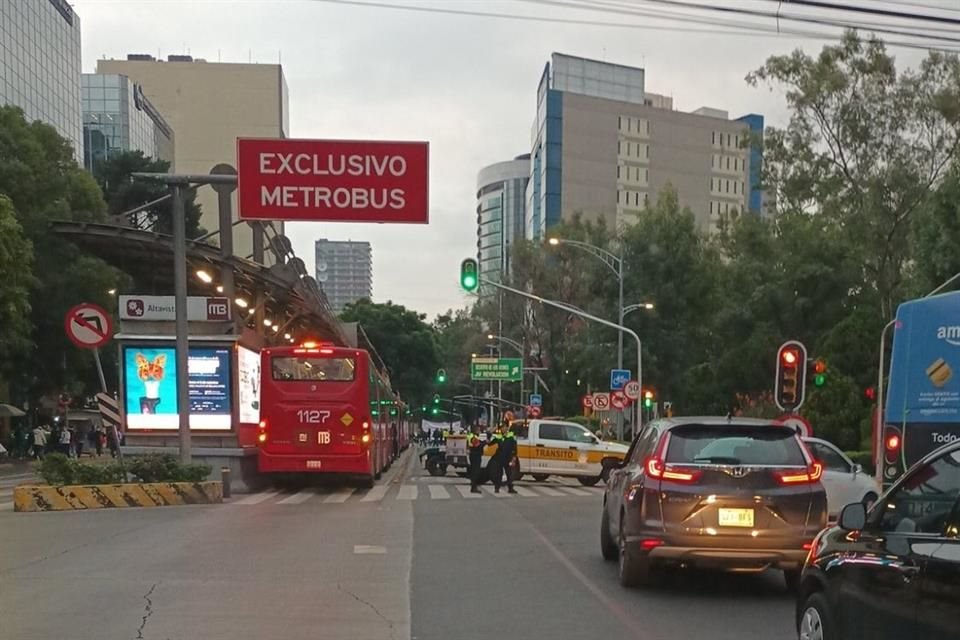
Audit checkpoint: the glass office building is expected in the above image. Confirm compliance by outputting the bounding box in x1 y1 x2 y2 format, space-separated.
314 239 373 313
82 74 175 173
476 155 529 294
0 0 82 159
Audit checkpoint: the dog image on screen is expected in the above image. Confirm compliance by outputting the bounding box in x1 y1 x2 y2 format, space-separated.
136 353 166 413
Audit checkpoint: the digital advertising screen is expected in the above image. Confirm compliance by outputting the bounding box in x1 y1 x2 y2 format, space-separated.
123 344 233 431
237 346 261 424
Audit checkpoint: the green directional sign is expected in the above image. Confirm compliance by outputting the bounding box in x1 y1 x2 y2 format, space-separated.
470 357 522 382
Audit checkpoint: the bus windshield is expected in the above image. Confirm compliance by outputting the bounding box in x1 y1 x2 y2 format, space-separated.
271 356 356 382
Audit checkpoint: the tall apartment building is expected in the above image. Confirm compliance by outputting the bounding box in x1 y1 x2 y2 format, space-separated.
527 53 763 238
476 155 530 293
314 239 373 313
95 55 289 259
0 0 82 159
82 74 175 174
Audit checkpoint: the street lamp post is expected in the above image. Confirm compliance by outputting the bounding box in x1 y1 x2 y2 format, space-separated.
549 237 627 438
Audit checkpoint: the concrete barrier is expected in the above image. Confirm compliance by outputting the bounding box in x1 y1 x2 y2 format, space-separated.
13 481 223 512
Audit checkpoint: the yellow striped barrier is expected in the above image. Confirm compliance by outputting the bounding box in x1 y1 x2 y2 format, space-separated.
13 481 223 512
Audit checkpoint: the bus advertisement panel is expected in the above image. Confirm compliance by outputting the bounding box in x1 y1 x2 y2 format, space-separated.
883 292 960 483
123 345 233 430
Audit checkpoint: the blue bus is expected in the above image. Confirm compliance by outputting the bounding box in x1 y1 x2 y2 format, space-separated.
883 291 960 486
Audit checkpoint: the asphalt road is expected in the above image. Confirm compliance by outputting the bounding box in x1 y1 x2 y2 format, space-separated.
0 450 796 640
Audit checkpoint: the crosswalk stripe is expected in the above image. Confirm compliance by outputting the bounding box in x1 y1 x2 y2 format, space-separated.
0 502 11 512
323 488 355 503
455 485 482 498
557 487 593 496
481 486 509 498
535 487 566 497
397 485 418 500
428 485 450 500
513 486 538 497
360 485 389 502
277 489 317 505
233 491 279 505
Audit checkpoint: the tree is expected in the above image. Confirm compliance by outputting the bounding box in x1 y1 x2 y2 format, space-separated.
909 164 960 295
0 106 122 406
94 150 204 238
748 31 960 319
0 196 34 369
340 299 440 406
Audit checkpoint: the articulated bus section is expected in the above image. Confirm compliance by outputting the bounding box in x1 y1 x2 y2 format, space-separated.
256 342 407 486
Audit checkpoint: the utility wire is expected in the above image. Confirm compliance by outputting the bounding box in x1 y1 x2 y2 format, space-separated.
310 0 960 51
526 0 960 42
772 0 960 25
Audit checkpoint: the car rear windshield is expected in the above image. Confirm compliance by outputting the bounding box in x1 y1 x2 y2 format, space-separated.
665 424 806 466
271 356 355 382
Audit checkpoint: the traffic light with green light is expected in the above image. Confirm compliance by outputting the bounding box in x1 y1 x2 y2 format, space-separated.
460 258 479 292
643 390 654 409
431 407 439 416
436 368 447 384
812 359 827 387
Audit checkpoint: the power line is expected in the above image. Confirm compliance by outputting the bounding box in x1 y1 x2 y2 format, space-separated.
310 0 960 51
774 0 960 25
520 0 960 45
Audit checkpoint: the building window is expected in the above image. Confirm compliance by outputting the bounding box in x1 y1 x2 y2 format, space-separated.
646 120 650 135
617 190 621 204
627 118 631 132
712 132 715 145
710 201 714 214
618 116 622 129
618 140 622 154
646 145 650 158
617 165 621 179
727 133 732 147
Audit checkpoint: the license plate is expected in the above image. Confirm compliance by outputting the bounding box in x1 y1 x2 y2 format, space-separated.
306 460 322 469
317 431 331 445
718 508 754 527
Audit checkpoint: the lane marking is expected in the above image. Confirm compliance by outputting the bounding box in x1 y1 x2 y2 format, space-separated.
324 488 355 503
427 485 450 500
481 486 509 498
513 486 538 497
455 486 482 498
233 491 279 505
0 501 12 511
353 545 387 555
528 522 648 636
277 489 317 505
397 485 418 500
360 484 390 502
557 487 593 496
535 487 566 497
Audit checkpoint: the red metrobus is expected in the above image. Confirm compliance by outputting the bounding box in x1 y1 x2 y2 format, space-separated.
256 342 401 486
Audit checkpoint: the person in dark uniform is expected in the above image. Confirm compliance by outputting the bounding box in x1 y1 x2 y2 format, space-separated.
491 423 518 494
467 425 485 494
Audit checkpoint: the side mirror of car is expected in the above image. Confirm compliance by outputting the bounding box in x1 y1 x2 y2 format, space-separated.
852 463 863 476
839 502 867 531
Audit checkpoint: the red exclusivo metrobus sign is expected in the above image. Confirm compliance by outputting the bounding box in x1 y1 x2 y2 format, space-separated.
237 138 429 223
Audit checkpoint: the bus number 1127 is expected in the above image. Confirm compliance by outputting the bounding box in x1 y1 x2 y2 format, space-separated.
297 409 330 424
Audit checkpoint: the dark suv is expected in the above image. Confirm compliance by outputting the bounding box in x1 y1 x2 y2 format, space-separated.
796 439 960 640
601 417 827 589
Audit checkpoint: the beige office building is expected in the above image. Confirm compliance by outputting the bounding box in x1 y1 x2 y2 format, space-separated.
96 55 289 259
527 53 764 237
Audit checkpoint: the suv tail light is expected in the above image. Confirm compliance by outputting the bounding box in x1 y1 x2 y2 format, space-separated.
645 434 702 484
774 462 823 485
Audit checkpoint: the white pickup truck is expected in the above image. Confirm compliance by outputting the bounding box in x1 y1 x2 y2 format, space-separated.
485 419 630 486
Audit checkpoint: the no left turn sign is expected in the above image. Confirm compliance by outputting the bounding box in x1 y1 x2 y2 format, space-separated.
64 303 113 350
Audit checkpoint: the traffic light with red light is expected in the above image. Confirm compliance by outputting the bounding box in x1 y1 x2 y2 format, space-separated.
775 340 808 412
864 386 877 401
643 390 654 409
883 426 902 466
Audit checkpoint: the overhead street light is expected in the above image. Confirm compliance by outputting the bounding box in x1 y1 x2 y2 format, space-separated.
548 236 627 438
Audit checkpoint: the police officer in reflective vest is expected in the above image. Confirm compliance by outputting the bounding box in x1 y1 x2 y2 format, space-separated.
467 425 485 494
491 425 518 494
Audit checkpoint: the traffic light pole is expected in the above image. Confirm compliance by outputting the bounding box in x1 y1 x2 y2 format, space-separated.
480 277 643 431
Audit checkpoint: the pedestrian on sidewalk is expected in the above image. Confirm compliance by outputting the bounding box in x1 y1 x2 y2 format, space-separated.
32 425 47 460
73 426 84 458
95 428 105 456
58 427 71 456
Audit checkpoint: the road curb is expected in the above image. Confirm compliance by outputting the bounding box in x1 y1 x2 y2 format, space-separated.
13 481 223 512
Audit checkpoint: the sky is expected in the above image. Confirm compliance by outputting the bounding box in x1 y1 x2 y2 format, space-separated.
69 0 948 320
